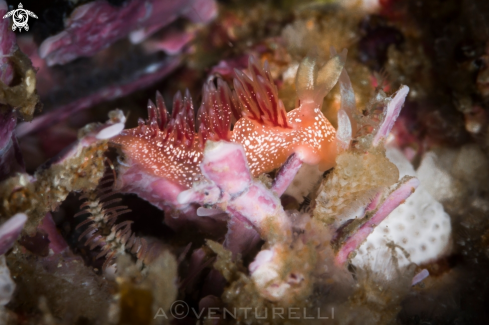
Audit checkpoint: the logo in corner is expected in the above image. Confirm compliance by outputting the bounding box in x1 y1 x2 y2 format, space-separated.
2 3 37 32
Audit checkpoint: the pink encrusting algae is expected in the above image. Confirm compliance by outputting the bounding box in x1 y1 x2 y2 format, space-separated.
177 140 293 247
0 0 31 181
38 0 218 66
0 0 15 86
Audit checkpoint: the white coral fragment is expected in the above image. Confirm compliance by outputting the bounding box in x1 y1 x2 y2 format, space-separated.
95 123 125 140
249 244 309 304
353 148 452 270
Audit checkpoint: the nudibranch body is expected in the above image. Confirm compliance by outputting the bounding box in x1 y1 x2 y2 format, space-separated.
112 52 347 205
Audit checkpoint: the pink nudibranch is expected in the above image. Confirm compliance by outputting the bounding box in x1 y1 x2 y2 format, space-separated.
111 52 348 189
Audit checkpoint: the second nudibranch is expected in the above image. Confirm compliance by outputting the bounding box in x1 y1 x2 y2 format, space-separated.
111 51 348 206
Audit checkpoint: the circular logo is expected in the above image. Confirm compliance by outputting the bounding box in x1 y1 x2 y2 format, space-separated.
170 300 190 319
13 10 27 26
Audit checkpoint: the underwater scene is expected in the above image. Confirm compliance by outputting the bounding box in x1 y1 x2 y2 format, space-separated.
0 0 488 324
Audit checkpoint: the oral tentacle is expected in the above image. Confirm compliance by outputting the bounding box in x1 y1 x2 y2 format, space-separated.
334 48 358 136
336 109 352 152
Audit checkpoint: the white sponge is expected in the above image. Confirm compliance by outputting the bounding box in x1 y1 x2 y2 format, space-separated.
352 148 452 270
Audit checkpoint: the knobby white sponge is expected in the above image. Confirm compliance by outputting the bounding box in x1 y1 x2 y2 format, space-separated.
352 147 452 271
